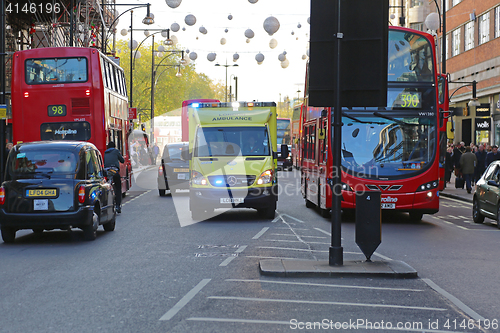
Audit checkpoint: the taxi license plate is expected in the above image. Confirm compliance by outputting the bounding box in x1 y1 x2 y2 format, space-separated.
26 189 57 198
381 203 395 209
220 198 244 204
174 168 189 173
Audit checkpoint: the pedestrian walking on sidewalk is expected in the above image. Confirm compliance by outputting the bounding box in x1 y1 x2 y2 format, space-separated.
486 145 500 168
460 146 477 194
452 142 463 178
475 144 487 182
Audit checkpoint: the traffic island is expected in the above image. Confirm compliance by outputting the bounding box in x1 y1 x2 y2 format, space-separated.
259 259 418 278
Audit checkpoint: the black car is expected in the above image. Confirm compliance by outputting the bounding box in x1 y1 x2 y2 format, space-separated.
473 160 500 228
158 142 190 196
0 141 116 243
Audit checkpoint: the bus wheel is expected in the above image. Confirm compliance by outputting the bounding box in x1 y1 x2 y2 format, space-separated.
319 207 330 218
472 198 484 224
306 199 315 208
409 212 423 222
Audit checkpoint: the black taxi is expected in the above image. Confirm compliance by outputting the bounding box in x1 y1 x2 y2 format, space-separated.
0 141 116 243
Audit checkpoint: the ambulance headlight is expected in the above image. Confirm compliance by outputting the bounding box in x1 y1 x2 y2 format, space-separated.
257 169 273 185
191 170 208 186
231 102 240 108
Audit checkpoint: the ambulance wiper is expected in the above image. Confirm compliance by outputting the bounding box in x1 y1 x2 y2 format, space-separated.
373 112 417 126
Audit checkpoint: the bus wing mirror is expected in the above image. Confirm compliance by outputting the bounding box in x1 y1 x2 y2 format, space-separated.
281 144 289 159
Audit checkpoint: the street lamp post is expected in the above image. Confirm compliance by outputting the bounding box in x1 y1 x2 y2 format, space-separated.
230 75 238 101
215 60 238 102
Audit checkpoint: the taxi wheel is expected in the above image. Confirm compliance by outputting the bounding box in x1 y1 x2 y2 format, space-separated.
1 227 16 243
496 205 500 229
159 189 166 196
83 211 99 241
103 212 116 232
472 198 484 224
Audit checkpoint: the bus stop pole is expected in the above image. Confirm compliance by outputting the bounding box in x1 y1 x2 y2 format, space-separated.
329 0 343 266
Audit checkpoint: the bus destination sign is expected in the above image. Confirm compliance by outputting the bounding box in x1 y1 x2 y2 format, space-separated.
48 105 67 117
393 92 422 109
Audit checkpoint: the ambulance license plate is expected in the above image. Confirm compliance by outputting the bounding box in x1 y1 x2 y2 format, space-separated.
220 198 244 204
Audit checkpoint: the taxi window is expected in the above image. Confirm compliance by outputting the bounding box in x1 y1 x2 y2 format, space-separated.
6 150 77 180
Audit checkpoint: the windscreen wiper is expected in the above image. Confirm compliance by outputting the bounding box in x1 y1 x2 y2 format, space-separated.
342 112 385 125
373 112 417 126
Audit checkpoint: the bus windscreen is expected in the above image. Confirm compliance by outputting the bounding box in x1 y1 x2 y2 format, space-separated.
25 57 88 84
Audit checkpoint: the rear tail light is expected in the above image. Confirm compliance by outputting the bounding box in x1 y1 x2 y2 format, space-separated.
0 187 5 205
85 89 91 96
78 185 86 204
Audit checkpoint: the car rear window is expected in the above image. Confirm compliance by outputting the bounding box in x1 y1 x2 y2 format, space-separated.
6 150 78 180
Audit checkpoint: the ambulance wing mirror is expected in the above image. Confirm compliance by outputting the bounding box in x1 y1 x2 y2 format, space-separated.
181 148 191 161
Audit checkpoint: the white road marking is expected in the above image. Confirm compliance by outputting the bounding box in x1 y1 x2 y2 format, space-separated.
219 257 236 266
263 239 331 245
225 279 423 292
280 213 306 223
252 227 269 239
188 317 290 325
314 227 331 236
422 278 485 321
256 246 329 253
270 233 327 239
207 296 447 311
159 279 211 321
235 245 247 253
372 252 393 261
441 197 472 206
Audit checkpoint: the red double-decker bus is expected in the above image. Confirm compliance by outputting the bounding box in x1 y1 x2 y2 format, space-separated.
301 27 448 221
11 47 133 194
291 104 303 169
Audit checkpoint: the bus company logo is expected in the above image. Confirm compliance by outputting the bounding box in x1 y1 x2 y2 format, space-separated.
381 196 398 203
55 129 77 135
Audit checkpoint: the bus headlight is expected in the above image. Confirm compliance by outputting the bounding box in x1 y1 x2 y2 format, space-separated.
257 169 273 185
416 180 438 192
191 170 208 186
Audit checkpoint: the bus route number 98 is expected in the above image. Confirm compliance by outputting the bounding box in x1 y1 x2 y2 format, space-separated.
48 105 67 117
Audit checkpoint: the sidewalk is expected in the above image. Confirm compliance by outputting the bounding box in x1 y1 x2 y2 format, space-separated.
439 174 475 203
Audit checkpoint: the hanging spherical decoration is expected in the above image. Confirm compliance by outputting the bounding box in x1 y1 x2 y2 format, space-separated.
220 38 226 45
156 52 164 58
255 52 264 64
128 39 138 50
269 38 278 49
291 31 295 35
302 54 308 60
165 0 182 8
278 52 286 62
244 29 254 39
228 14 233 20
233 53 239 62
185 49 190 54
189 52 198 60
171 35 178 45
183 56 191 65
225 28 228 33
281 59 289 68
246 39 251 43
199 26 207 34
171 23 180 32
134 51 141 59
185 14 196 26
158 45 165 52
248 0 258 3
307 17 310 24
182 27 186 31
144 30 150 37
120 29 128 36
263 16 280 36
297 23 302 29
207 52 217 62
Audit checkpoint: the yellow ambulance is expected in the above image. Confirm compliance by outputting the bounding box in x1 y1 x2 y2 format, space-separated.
186 101 285 220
